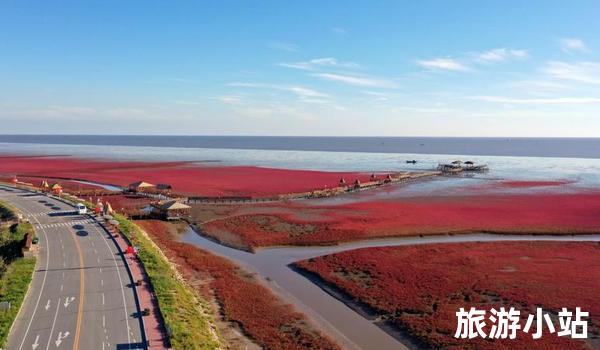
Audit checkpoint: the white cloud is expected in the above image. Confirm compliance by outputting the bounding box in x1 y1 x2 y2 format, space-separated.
173 100 203 106
312 73 397 88
106 108 145 117
278 57 360 71
217 96 242 105
268 41 299 52
559 38 589 53
9 105 158 121
393 106 455 113
362 91 390 101
542 61 600 84
510 80 569 92
169 78 197 83
476 48 529 63
332 27 348 35
228 82 330 99
416 58 469 71
231 103 317 122
15 105 97 118
51 106 97 115
469 95 600 105
286 86 330 99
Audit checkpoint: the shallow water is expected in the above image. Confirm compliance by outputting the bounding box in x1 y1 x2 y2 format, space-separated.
2 136 600 158
2 142 600 188
74 180 123 192
179 227 600 350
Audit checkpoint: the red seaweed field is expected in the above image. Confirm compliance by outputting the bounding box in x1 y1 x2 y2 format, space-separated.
0 175 114 195
202 191 600 249
136 220 340 350
0 155 371 197
294 241 600 349
87 194 155 216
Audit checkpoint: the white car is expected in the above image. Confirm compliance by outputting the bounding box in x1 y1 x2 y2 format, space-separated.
76 203 87 215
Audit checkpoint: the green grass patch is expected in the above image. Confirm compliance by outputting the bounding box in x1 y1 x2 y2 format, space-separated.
0 257 36 347
0 201 37 348
0 203 16 222
114 215 220 350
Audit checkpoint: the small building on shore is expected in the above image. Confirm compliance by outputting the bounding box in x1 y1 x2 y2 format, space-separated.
438 160 488 174
141 199 191 220
128 181 155 193
155 183 172 194
50 183 63 195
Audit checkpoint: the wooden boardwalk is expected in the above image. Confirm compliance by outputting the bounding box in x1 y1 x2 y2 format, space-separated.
186 171 441 205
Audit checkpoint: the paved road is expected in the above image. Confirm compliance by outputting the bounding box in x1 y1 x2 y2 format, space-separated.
0 185 146 350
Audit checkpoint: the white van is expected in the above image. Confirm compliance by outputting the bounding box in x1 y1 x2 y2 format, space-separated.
76 203 87 215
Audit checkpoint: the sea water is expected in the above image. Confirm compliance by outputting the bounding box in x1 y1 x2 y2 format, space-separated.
1 136 600 188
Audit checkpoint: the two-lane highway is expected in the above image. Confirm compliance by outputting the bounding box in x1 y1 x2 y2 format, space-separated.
0 185 145 350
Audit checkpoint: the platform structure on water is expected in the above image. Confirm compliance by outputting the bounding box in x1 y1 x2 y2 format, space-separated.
437 160 489 174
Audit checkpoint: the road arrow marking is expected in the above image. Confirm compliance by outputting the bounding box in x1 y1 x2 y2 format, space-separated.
45 300 51 311
31 335 40 350
54 331 69 347
63 297 75 308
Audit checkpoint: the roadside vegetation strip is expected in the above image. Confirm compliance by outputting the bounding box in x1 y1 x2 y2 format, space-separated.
137 219 341 350
0 257 36 347
0 202 37 348
114 215 222 350
0 201 18 222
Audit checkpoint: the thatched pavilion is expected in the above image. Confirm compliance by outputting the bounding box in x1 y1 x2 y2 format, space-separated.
143 200 191 220
128 181 155 193
50 183 62 195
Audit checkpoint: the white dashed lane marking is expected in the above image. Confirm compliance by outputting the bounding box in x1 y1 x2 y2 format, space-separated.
26 211 73 217
34 219 96 229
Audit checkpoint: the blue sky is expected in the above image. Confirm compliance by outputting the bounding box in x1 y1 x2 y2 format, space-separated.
1 0 599 136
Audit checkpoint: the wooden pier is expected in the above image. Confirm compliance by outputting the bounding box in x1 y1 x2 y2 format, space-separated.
437 161 489 174
185 171 441 204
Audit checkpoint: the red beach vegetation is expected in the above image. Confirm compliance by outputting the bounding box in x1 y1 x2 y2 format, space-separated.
0 155 373 197
136 220 340 350
0 175 112 195
202 192 600 249
294 242 600 349
87 194 155 216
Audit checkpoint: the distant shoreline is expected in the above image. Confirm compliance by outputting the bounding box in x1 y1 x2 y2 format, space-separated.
2 135 600 159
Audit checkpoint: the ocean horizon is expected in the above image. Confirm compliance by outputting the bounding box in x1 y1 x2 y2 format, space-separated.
2 135 600 159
